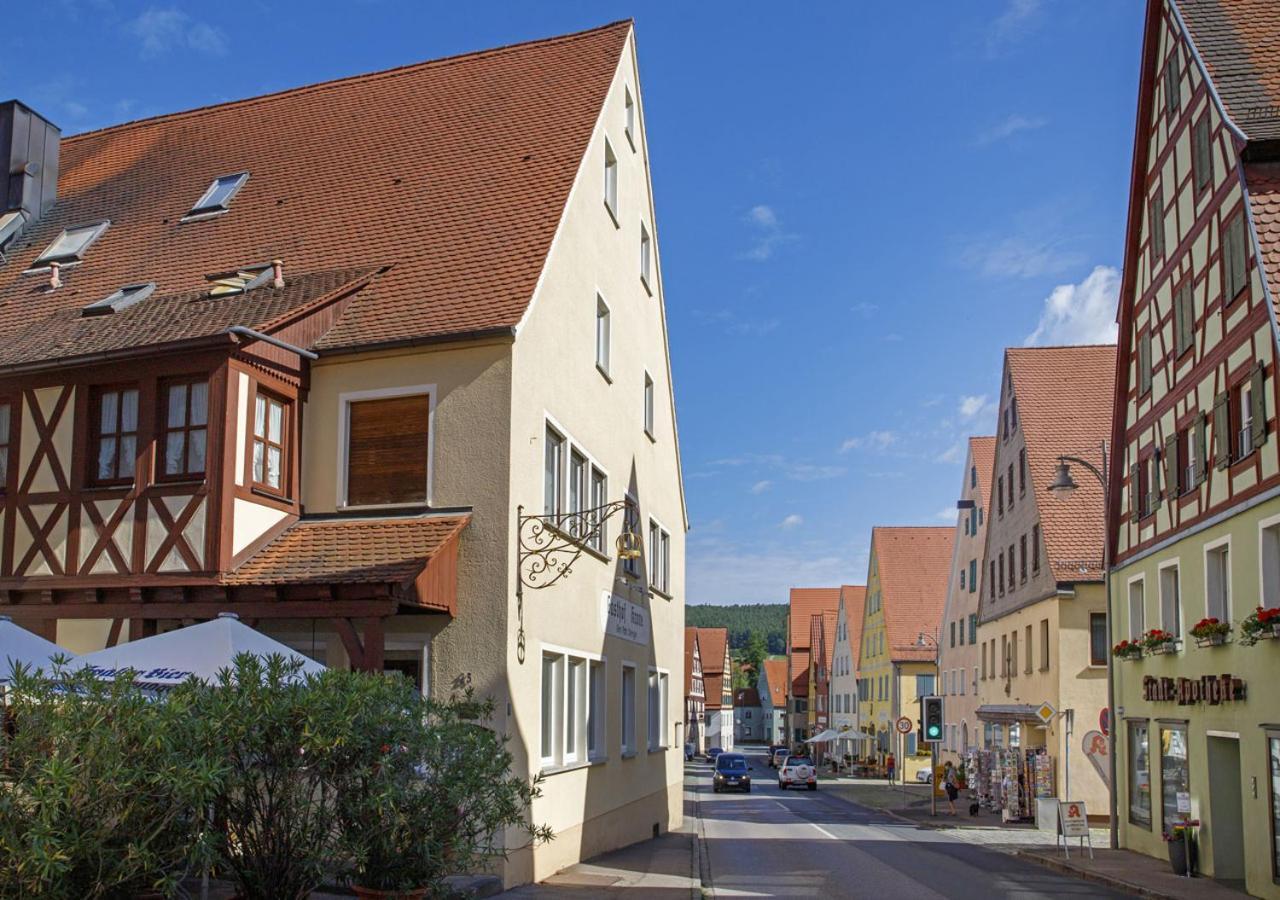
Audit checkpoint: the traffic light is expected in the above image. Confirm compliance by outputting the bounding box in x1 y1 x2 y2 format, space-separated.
922 695 943 743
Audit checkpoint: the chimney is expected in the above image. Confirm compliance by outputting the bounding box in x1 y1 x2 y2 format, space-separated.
0 101 60 229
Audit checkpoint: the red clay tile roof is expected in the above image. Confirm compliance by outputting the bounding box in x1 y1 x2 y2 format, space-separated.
1177 0 1280 141
0 21 632 357
761 657 788 708
224 512 468 586
734 687 761 708
787 587 840 696
969 436 997 509
872 527 954 663
1246 163 1280 317
838 585 866 674
705 673 728 711
1007 345 1116 583
694 627 728 676
684 627 702 698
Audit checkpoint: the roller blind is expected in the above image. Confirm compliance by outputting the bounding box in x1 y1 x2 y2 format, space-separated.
346 394 431 506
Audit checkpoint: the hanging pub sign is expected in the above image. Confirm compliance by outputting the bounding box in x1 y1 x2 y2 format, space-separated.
1142 674 1246 705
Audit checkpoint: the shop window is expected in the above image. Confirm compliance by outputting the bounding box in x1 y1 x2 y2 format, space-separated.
1089 613 1108 666
1269 735 1280 879
1160 563 1182 638
1160 725 1191 832
345 392 430 507
252 391 289 495
90 386 140 485
159 379 208 480
1128 721 1152 829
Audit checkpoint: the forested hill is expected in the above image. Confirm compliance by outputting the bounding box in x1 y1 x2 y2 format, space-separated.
685 603 787 654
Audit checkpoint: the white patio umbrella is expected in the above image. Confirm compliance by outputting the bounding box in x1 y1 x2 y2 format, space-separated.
0 615 78 684
804 729 838 743
80 613 325 687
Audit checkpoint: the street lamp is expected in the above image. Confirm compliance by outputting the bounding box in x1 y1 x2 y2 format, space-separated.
1045 441 1118 849
917 629 941 817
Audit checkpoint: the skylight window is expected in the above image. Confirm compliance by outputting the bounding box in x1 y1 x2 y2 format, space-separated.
185 172 249 220
206 264 272 298
32 221 109 268
0 211 25 251
82 282 156 317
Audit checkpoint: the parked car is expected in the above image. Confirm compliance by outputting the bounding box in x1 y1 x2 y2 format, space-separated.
712 753 752 793
705 746 724 762
916 768 933 783
778 755 817 791
771 747 791 769
684 742 696 761
767 744 788 767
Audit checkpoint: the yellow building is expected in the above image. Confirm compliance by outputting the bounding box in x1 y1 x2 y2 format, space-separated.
855 527 953 783
975 345 1114 821
1108 2 1280 893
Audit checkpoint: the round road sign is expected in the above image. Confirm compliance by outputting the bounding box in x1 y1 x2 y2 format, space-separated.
895 716 913 734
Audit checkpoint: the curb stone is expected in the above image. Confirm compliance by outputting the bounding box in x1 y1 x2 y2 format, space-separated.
1010 849 1175 899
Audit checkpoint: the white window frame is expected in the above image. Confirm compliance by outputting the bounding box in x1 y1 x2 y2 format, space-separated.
603 137 619 224
1260 513 1280 610
183 171 250 221
595 293 611 379
1127 573 1146 641
643 371 655 439
621 661 638 756
1204 535 1232 623
624 86 636 149
29 220 110 270
587 657 607 762
1158 558 1182 639
640 221 652 293
336 383 436 509
540 643 604 771
542 414 611 553
648 515 671 596
647 666 670 751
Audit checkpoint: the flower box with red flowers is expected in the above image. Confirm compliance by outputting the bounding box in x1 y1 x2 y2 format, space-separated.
1239 606 1280 646
1112 639 1143 660
1189 617 1231 648
1141 628 1179 655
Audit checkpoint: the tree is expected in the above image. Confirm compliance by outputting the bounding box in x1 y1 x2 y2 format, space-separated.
743 633 768 684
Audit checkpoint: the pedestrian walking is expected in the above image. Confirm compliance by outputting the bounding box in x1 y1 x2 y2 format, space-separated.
885 752 896 784
942 761 959 815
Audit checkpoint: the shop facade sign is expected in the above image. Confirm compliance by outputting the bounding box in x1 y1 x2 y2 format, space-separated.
600 591 650 645
1141 674 1246 705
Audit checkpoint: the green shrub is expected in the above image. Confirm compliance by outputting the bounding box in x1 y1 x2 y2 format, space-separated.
0 662 223 899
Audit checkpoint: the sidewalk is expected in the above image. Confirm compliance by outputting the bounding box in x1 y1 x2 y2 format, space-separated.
1013 847 1247 900
502 829 699 898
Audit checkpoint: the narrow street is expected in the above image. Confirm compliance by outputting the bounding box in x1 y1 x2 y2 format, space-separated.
691 747 1129 899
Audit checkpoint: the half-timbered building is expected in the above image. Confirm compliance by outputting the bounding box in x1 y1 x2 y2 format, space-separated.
0 21 686 886
1109 2 1280 891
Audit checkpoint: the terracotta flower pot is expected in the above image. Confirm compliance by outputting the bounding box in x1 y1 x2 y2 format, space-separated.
353 887 427 900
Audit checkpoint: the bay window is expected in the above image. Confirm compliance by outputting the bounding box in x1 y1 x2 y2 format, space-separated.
91 386 139 485
252 391 288 494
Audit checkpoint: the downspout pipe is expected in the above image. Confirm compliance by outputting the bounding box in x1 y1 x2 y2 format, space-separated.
226 325 318 360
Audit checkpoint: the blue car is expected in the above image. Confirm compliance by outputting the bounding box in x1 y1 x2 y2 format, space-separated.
713 753 751 793
705 746 724 762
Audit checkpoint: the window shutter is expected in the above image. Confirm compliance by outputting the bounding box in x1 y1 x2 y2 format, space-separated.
1252 364 1268 447
1149 454 1161 511
346 394 431 506
1164 433 1179 499
1213 392 1231 469
1129 463 1141 523
1138 332 1152 394
1195 412 1208 484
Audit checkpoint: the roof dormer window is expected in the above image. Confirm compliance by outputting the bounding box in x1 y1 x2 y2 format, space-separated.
206 263 272 298
184 172 248 221
82 282 156 317
31 221 109 269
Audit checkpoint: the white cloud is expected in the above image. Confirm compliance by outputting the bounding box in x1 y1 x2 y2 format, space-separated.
780 514 804 530
694 308 780 337
707 453 845 482
750 480 772 495
958 395 988 419
960 234 1083 279
740 204 798 261
128 8 227 58
974 114 1047 146
936 507 959 522
1024 265 1121 347
851 302 879 317
685 542 865 604
935 441 966 464
840 430 897 453
986 0 1042 56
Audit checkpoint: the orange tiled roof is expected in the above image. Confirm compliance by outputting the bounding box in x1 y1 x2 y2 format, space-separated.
224 512 468 587
839 585 866 675
1007 346 1116 583
1177 0 1280 141
969 437 997 508
787 587 840 696
761 657 788 708
694 627 728 676
1246 163 1280 319
872 527 954 663
0 22 632 359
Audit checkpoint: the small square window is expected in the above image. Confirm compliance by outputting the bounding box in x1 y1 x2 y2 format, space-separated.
186 172 249 219
32 221 109 268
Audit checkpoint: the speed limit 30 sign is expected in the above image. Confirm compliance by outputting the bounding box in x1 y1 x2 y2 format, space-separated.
895 716 913 734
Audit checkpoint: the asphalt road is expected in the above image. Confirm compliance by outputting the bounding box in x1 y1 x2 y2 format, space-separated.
694 746 1130 899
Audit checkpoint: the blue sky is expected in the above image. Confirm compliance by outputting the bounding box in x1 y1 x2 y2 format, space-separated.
8 1 1145 604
